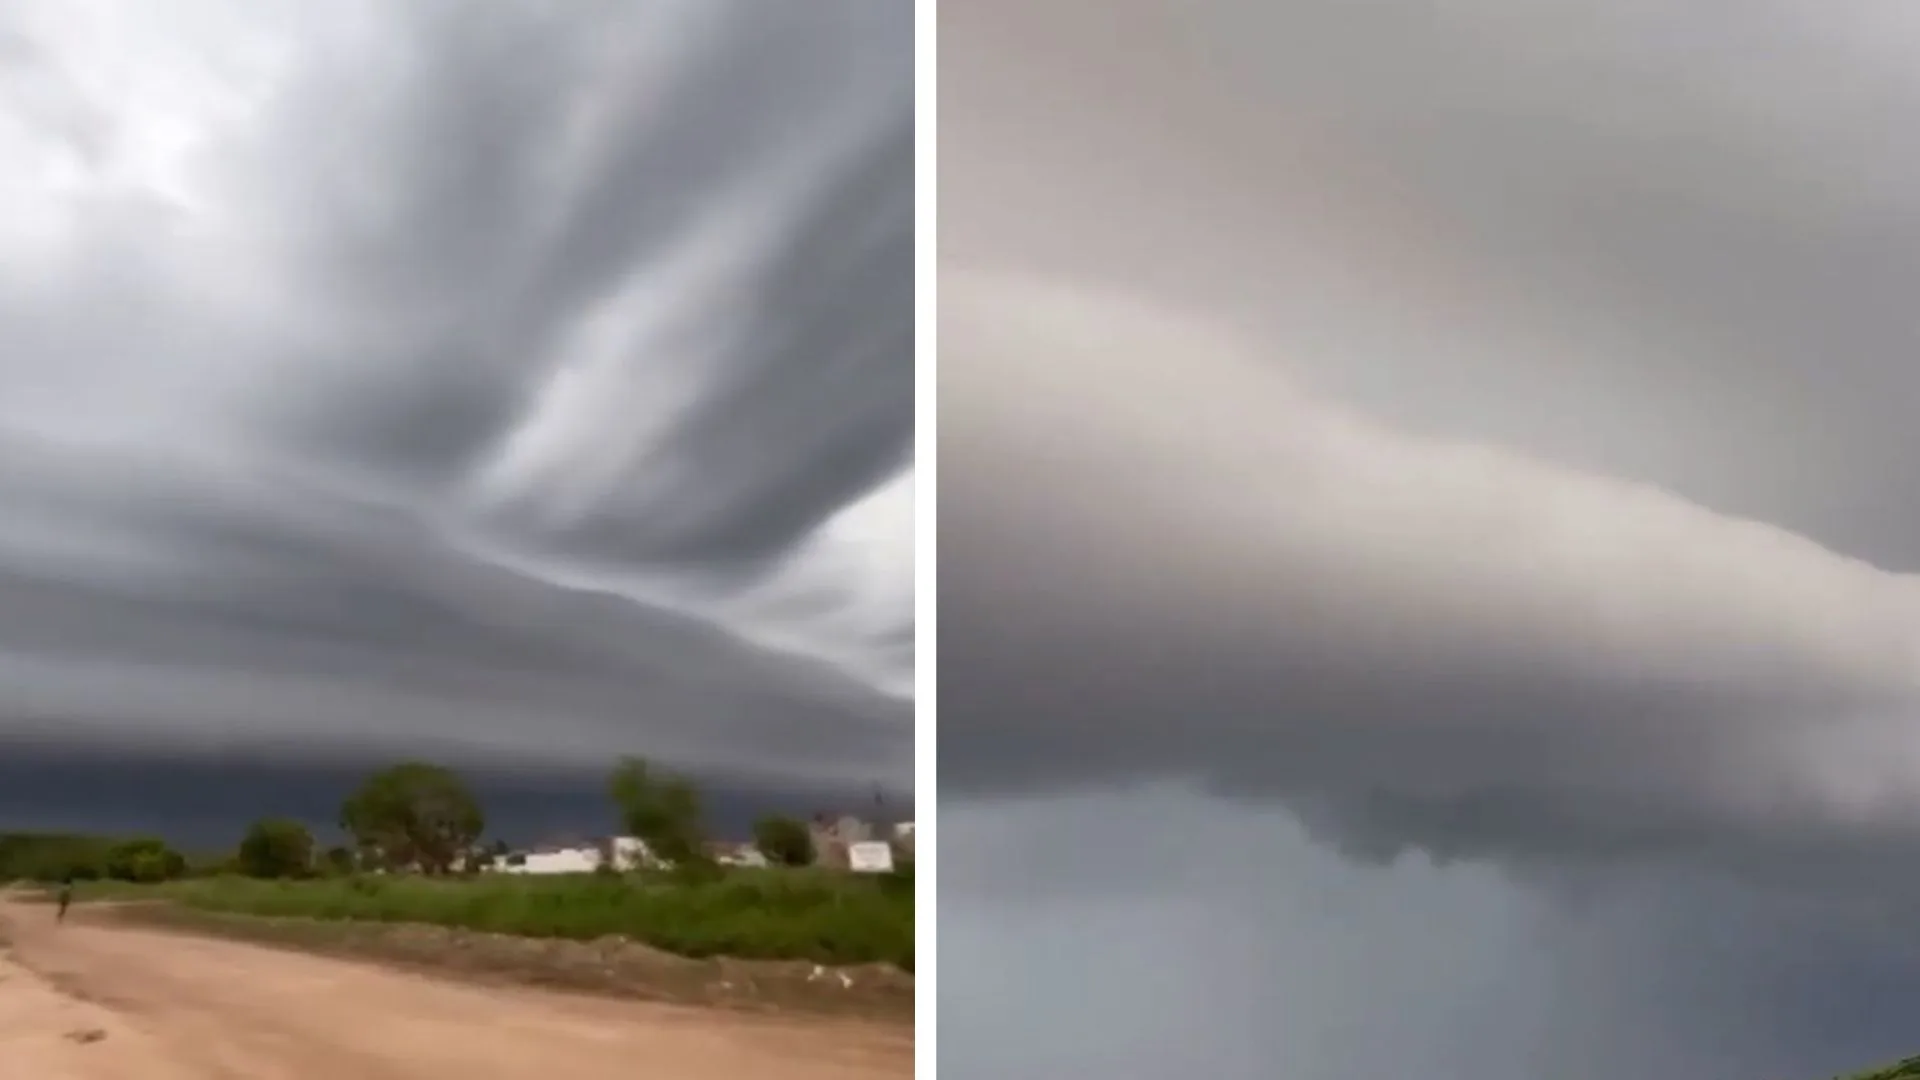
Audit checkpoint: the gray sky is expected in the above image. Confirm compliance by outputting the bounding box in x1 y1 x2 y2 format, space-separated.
943 1 1920 1076
0 0 912 790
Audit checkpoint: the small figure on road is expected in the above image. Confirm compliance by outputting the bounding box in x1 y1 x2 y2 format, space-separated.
55 877 73 924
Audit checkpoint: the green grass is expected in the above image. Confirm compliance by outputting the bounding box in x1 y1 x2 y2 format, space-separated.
66 868 913 970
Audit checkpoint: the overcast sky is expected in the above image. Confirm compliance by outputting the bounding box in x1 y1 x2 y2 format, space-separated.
0 0 912 793
943 2 1920 1077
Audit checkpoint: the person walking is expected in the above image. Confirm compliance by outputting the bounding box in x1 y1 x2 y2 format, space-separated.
55 876 73 924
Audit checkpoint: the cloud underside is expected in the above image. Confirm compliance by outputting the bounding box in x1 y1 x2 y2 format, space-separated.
941 789 1920 1080
941 270 1920 878
0 0 912 785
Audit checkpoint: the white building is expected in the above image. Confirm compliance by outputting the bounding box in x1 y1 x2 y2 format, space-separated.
490 836 657 875
506 846 599 875
605 836 653 870
717 845 768 868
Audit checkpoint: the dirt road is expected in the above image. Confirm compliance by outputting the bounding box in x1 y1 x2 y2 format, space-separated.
0 898 912 1079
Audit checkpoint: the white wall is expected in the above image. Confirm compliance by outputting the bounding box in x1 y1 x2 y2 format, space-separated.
490 836 656 875
506 847 599 875
607 836 652 870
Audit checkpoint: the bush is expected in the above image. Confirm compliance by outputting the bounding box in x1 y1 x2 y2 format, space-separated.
105 837 187 883
0 833 118 882
753 815 816 867
320 846 356 876
236 819 315 879
608 757 707 867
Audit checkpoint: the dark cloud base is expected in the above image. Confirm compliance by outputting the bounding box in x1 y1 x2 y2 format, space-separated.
941 791 1920 1080
0 740 909 849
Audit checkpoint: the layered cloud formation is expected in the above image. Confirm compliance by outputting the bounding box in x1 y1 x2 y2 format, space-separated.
944 269 1920 878
942 0 1920 883
943 1 1920 1076
0 0 912 787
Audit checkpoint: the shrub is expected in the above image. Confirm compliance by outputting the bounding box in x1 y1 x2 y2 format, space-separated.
105 837 187 883
753 815 816 867
119 867 913 969
608 757 707 868
236 819 315 879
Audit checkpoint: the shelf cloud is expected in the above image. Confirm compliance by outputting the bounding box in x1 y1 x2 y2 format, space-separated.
0 0 912 789
944 268 1920 878
943 0 1920 1076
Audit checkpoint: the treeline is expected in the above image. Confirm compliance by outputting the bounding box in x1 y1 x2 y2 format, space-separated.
0 832 203 884
0 756 887 884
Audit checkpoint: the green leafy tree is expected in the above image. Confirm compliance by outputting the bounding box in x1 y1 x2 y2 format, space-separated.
104 837 186 883
608 757 708 869
339 762 484 875
753 815 816 867
236 819 314 879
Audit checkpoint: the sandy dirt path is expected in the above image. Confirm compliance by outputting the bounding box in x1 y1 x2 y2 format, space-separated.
0 898 912 1079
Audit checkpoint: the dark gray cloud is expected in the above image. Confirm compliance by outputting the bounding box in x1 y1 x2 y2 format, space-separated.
0 0 911 789
944 0 1920 1075
942 792 1920 1080
0 743 911 850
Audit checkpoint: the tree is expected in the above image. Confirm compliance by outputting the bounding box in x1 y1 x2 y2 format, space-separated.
608 757 707 869
321 845 356 876
457 838 509 875
753 815 815 867
339 762 484 875
236 819 314 879
0 834 114 882
104 837 186 883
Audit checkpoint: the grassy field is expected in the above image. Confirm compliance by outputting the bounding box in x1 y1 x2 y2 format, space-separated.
60 867 913 971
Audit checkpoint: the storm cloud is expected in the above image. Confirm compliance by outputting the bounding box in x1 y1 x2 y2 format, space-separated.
943 0 1920 1076
0 0 912 790
944 268 1920 877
